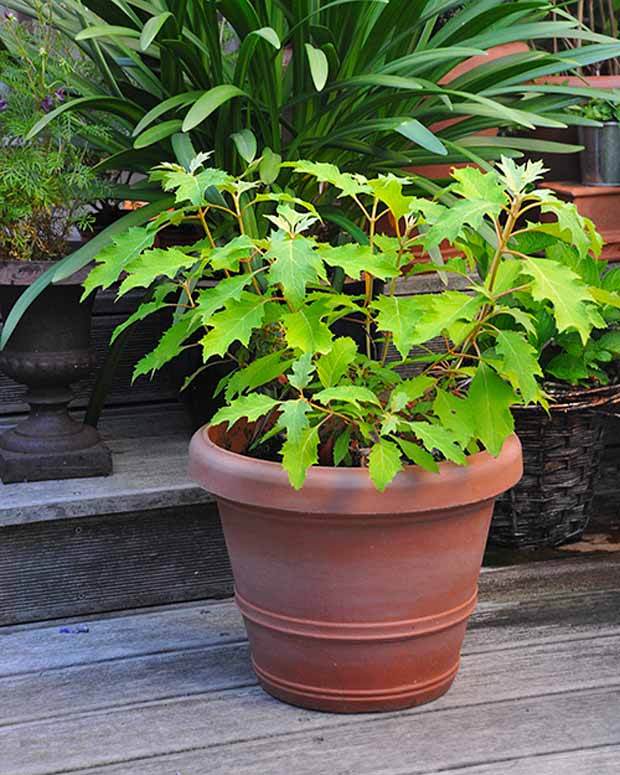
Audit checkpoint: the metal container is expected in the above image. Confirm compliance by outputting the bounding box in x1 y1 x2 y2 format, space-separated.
579 123 620 186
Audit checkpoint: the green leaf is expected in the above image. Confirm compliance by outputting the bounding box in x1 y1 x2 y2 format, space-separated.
396 437 439 473
428 292 485 344
408 421 466 465
321 244 400 281
156 165 233 206
287 161 369 198
211 394 280 429
140 12 173 50
195 274 255 321
389 375 435 412
83 227 157 298
75 24 140 41
225 351 294 401
305 43 329 91
497 158 546 195
545 353 589 384
282 304 333 354
494 306 536 335
521 257 594 345
495 330 543 404
371 295 435 359
250 26 281 48
133 119 184 149
316 338 357 388
279 399 311 444
491 259 524 296
133 313 199 381
281 425 320 490
590 287 620 309
367 175 415 221
201 292 268 360
133 92 203 137
315 385 381 408
432 390 475 448
182 85 247 132
266 233 326 308
467 363 515 457
117 248 198 296
208 235 255 272
396 120 447 156
231 129 257 163
451 167 507 206
333 428 352 466
259 147 282 184
110 283 176 345
289 352 315 391
540 199 592 259
596 330 620 355
368 439 403 492
422 199 501 252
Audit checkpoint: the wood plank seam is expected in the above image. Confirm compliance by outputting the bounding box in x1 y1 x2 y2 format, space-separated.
18 685 620 775
414 742 620 774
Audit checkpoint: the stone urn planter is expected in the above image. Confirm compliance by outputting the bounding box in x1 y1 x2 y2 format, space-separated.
0 259 112 483
189 425 523 713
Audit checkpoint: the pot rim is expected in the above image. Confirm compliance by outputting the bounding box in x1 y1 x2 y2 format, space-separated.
580 122 620 128
189 425 523 515
0 244 90 286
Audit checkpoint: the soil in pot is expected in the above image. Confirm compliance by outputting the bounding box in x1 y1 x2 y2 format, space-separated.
189 425 523 713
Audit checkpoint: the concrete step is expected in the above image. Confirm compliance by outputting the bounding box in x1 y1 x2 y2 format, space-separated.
0 405 232 626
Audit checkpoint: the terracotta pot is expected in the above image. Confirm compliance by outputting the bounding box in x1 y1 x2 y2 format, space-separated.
189 426 523 713
408 43 530 180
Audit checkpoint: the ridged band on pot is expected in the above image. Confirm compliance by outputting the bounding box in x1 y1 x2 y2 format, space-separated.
189 426 523 713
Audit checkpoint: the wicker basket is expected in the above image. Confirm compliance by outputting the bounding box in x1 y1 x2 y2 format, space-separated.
490 383 620 549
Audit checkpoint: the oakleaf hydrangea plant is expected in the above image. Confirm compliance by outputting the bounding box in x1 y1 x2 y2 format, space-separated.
84 155 620 490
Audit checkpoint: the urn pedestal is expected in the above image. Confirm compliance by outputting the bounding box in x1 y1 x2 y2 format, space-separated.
0 261 112 483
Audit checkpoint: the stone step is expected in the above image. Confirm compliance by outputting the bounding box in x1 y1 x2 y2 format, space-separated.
0 405 232 626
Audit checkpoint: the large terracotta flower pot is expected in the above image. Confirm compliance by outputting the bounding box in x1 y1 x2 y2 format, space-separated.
189 426 523 713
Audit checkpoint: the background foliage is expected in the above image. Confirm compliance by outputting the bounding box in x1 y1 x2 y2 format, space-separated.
8 0 620 179
0 10 107 260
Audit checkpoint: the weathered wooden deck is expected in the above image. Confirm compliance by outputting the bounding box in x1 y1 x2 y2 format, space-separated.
2 552 619 775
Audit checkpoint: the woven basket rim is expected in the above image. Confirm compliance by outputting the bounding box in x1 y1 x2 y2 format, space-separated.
514 381 620 413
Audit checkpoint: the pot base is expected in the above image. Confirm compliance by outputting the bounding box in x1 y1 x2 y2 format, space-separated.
254 658 459 713
0 441 112 483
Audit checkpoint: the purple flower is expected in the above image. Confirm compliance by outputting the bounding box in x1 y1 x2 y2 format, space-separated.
41 95 54 113
0 98 7 113
54 87 66 103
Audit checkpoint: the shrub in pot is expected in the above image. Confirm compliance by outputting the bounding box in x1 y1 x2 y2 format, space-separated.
0 15 112 482
85 154 616 712
491 252 620 548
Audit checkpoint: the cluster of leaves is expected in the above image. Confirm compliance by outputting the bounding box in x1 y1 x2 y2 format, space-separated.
573 97 620 122
84 155 620 491
0 8 108 260
10 0 620 181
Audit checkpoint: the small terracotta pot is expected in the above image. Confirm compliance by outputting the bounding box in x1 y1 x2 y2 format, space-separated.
189 426 523 713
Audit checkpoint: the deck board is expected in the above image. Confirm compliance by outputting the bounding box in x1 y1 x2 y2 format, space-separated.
1 554 619 775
